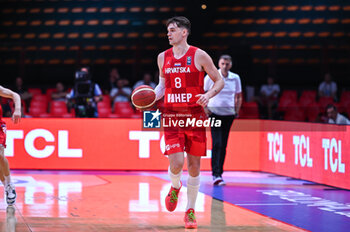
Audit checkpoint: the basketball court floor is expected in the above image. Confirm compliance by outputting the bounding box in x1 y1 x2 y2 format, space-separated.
1 170 349 231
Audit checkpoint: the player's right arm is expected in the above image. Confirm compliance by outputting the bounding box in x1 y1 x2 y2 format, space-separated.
0 85 21 123
154 52 166 101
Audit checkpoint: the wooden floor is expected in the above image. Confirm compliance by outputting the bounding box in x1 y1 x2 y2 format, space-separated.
0 171 305 231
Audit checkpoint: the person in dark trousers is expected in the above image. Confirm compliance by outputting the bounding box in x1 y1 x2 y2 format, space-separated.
204 54 242 185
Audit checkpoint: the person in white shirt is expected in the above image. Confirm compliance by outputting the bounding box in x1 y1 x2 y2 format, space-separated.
110 79 132 106
133 73 157 90
319 73 337 100
259 77 280 119
204 54 242 185
326 104 350 125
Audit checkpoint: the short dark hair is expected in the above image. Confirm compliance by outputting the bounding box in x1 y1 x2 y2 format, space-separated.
326 104 337 112
219 54 232 62
166 16 191 35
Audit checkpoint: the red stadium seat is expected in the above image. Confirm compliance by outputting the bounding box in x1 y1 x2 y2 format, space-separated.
278 96 296 112
46 88 56 101
98 107 111 118
340 91 350 104
116 107 134 118
50 101 67 108
28 88 42 96
50 107 68 117
334 103 346 115
131 113 142 119
113 102 134 117
299 96 315 109
318 96 334 109
30 101 47 110
280 90 298 102
239 102 259 119
49 101 68 117
61 113 75 118
97 101 110 109
284 107 306 122
306 102 322 122
299 90 317 109
300 90 317 101
32 94 48 103
101 95 111 105
28 107 47 117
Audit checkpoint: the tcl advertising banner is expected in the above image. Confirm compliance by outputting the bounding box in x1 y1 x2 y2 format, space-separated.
260 120 350 189
3 118 260 171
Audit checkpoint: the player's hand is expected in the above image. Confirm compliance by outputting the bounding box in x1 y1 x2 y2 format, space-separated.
12 109 21 124
195 93 210 107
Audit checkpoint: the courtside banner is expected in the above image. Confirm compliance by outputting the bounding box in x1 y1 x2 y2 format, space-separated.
260 120 350 189
2 118 260 171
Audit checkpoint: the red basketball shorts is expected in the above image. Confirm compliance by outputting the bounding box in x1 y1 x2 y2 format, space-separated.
163 111 207 157
0 121 6 148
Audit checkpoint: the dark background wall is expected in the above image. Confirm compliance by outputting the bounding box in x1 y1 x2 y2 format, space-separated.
0 0 349 93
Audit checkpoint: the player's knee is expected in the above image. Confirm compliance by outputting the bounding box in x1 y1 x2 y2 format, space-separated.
171 162 184 173
0 153 6 162
0 147 4 158
188 163 200 175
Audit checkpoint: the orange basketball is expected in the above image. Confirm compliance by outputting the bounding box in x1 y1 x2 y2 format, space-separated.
131 85 156 109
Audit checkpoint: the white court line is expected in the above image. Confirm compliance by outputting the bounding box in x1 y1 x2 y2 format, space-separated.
236 203 298 206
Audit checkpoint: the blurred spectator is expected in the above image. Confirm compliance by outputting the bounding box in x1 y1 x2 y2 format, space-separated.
51 82 68 101
319 73 337 101
259 77 280 119
110 79 132 106
133 73 157 89
326 104 350 125
13 77 32 107
107 68 120 91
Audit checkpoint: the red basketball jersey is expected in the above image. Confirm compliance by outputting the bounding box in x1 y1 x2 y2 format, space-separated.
0 104 2 119
162 46 205 110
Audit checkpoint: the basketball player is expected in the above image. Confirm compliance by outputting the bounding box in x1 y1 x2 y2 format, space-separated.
154 16 224 229
0 85 21 205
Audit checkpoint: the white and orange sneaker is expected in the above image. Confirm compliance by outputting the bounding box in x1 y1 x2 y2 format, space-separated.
5 183 16 205
184 208 197 229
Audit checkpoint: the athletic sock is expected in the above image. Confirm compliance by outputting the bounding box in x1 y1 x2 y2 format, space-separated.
168 166 182 189
4 175 11 186
186 174 200 210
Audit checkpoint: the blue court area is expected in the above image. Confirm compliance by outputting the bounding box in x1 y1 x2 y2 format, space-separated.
155 171 350 232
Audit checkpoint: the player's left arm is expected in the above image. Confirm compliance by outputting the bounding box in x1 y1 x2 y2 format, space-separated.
0 85 21 123
195 49 224 107
235 76 243 116
235 93 242 116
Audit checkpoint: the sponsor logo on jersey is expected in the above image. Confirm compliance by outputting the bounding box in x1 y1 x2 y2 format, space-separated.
187 56 192 65
165 143 180 151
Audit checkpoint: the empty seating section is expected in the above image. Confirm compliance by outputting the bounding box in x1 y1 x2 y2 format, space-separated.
0 1 185 65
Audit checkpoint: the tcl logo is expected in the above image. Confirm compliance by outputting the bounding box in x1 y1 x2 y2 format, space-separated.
129 131 211 159
5 129 82 158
